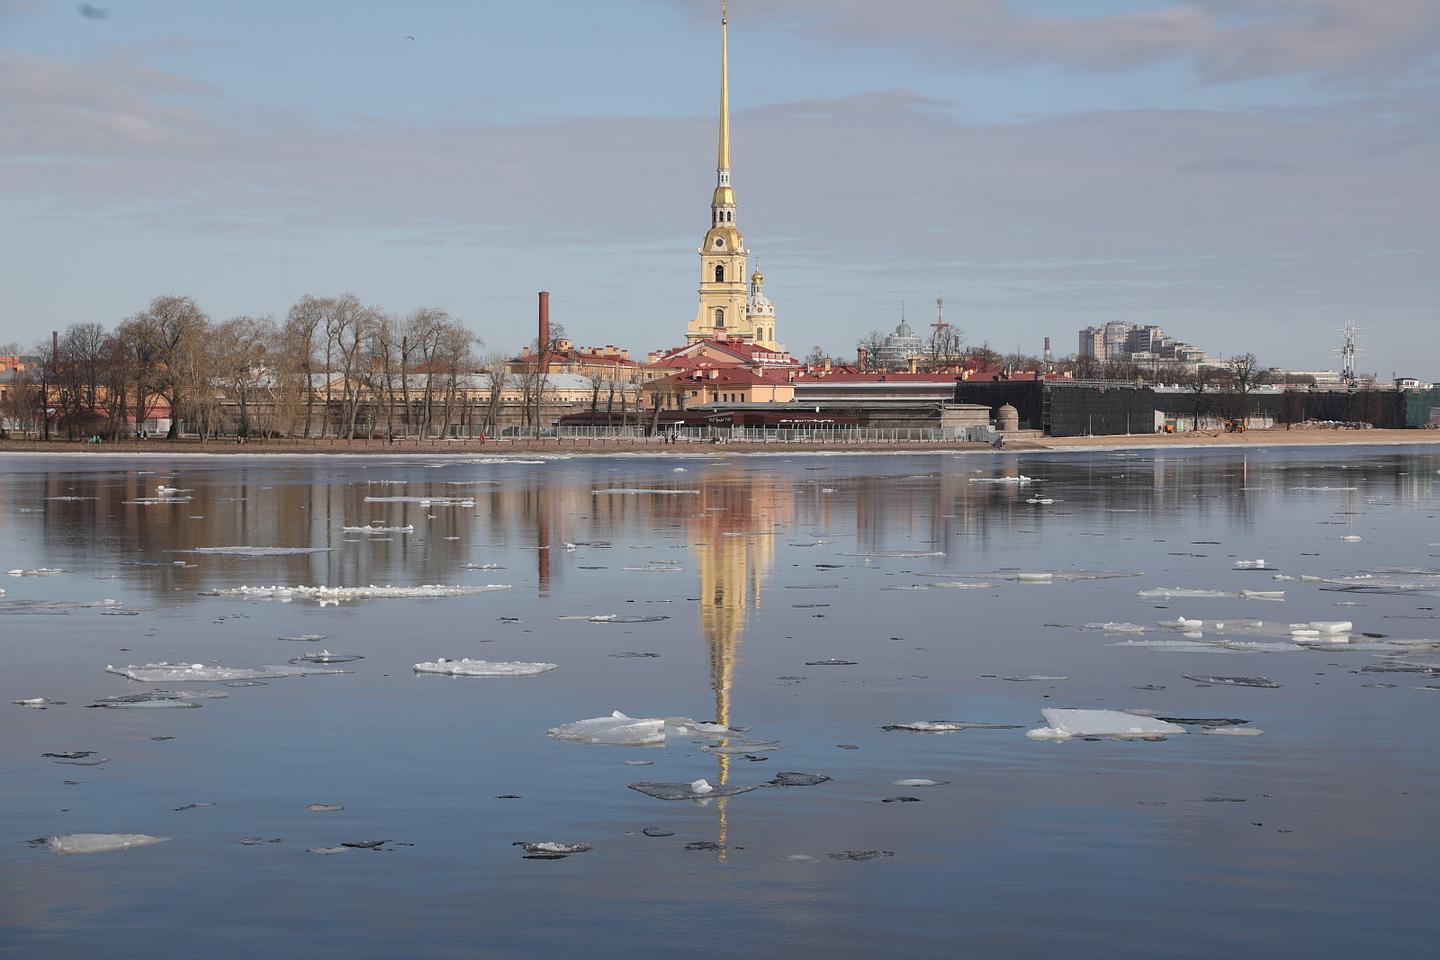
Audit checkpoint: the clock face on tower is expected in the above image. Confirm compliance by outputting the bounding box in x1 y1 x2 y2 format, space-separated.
714 238 725 248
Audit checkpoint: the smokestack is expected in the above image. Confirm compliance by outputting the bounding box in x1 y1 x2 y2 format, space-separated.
52 330 58 360
537 291 550 362
857 345 868 369
1044 336 1051 355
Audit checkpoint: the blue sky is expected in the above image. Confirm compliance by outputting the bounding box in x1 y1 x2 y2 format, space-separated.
1 0 1437 374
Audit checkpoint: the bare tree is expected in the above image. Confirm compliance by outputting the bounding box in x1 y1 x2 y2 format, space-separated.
926 326 965 369
856 330 887 371
214 316 276 438
803 345 828 367
1179 366 1217 431
1225 353 1267 428
283 295 328 437
479 351 511 436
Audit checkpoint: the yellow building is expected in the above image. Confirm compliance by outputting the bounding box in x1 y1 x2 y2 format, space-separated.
686 4 781 352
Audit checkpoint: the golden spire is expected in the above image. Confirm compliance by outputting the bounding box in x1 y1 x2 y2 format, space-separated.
718 1 730 175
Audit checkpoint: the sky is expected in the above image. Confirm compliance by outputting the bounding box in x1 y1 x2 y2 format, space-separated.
1 0 1437 374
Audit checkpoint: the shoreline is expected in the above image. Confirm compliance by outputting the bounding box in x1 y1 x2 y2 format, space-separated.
1 429 1437 459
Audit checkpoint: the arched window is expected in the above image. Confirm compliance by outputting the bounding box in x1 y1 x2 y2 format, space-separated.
714 308 725 328
714 264 724 283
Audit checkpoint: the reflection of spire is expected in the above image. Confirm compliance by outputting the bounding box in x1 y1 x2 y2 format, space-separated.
691 471 792 859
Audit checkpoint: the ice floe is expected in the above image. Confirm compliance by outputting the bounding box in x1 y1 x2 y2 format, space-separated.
42 833 169 855
1026 708 1185 741
362 496 475 506
547 711 730 746
881 721 1022 733
204 584 511 605
183 546 330 556
413 658 557 678
341 524 414 534
627 780 757 801
105 662 350 682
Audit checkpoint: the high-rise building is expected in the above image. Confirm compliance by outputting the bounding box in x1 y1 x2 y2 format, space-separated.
685 3 781 351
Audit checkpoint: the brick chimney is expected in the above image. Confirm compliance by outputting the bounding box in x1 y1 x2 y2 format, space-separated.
537 291 550 362
857 346 868 368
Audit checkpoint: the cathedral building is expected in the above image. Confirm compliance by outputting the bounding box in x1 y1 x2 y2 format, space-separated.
684 4 780 351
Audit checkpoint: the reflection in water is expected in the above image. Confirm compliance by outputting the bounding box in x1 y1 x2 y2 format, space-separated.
3 448 1440 958
689 472 792 857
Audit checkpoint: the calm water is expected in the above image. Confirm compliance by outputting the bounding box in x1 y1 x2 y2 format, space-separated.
2 448 1438 958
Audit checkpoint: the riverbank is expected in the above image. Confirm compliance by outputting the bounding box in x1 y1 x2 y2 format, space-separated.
1 427 1435 458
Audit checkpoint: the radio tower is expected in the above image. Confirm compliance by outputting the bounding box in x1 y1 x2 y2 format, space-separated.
1337 319 1360 389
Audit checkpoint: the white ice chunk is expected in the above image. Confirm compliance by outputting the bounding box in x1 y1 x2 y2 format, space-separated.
1160 617 1203 630
413 658 558 678
893 778 947 787
185 546 329 556
689 779 714 795
1340 535 1362 542
6 568 65 577
1201 726 1265 736
1028 708 1185 740
205 583 511 605
1234 560 1268 570
341 524 414 534
46 833 169 855
362 496 475 506
1241 590 1285 601
106 662 349 682
547 711 667 746
1138 588 1231 599
1308 620 1353 634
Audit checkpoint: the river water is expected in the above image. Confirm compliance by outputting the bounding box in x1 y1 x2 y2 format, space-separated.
2 447 1438 958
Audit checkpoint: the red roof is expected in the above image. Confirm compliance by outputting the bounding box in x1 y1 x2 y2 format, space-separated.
792 371 963 384
650 366 793 388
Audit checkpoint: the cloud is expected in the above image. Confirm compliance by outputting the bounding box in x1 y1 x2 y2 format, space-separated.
716 0 1440 84
1 50 1436 365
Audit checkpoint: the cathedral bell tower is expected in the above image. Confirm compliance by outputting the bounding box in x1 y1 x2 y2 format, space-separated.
686 2 779 350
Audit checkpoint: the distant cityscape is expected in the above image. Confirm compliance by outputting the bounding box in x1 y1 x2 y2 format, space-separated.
1 11 1434 444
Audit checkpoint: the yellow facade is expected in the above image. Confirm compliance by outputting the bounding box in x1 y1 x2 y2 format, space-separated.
685 4 781 352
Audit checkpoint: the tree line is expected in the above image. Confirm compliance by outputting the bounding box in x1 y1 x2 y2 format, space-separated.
0 294 505 441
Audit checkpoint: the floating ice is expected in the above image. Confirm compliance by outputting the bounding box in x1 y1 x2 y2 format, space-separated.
126 497 192 505
805 659 857 666
1139 588 1232 599
829 850 894 861
893 779 948 787
548 712 666 746
627 781 757 801
766 772 831 787
1160 617 1203 630
1003 675 1067 682
297 651 364 664
1201 726 1265 736
105 662 349 682
90 693 202 709
968 476 1035 485
515 841 592 858
1241 590 1285 601
1083 622 1147 634
6 568 65 577
362 496 475 506
1181 675 1281 688
341 524 414 534
1026 708 1185 741
590 488 700 496
14 697 64 707
1234 560 1269 570
184 546 331 556
307 803 344 813
1340 535 1362 542
43 833 169 855
278 634 327 642
413 658 557 678
205 584 511 604
881 721 1022 733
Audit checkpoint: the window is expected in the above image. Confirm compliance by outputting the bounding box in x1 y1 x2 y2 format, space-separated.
714 308 725 328
714 264 724 283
